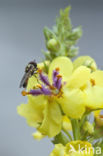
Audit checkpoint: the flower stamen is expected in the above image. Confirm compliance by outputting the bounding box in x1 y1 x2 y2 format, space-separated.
22 68 64 98
37 84 42 89
56 67 60 71
21 90 29 96
38 68 42 73
57 74 62 78
90 79 96 86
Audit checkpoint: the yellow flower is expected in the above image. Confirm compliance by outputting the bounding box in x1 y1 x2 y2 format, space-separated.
18 56 103 137
48 56 103 119
17 62 63 138
84 86 103 109
90 70 103 87
58 88 86 119
50 141 93 156
17 58 73 138
52 57 103 118
17 92 62 138
49 57 87 119
84 70 103 110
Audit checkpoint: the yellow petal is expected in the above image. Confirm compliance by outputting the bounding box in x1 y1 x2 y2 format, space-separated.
48 56 73 83
67 66 91 89
50 144 65 156
73 56 97 71
17 96 47 128
27 75 38 91
58 88 85 119
62 116 72 131
38 100 62 137
32 131 45 140
91 70 103 87
84 86 103 109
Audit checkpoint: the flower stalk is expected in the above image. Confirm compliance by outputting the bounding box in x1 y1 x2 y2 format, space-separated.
71 119 80 140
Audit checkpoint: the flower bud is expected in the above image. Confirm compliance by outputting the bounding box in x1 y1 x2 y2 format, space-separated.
83 121 94 134
69 27 82 40
47 38 60 52
32 131 45 141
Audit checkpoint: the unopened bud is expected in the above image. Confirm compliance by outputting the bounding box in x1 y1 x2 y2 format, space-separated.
47 38 60 52
69 27 82 40
32 131 45 141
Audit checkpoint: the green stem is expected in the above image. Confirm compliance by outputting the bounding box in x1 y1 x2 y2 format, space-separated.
71 118 80 140
62 128 73 141
79 113 88 128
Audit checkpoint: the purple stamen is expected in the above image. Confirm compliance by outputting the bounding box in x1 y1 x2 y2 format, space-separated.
25 69 63 97
39 72 50 86
52 70 59 88
56 77 62 90
29 89 43 96
40 85 52 95
53 70 59 81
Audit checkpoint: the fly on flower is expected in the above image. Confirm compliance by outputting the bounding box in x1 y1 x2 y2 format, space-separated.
21 67 64 98
19 60 38 88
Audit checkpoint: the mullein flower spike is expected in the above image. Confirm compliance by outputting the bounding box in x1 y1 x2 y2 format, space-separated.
18 6 103 156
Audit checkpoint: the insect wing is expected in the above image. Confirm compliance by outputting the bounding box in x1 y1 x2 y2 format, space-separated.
19 70 31 88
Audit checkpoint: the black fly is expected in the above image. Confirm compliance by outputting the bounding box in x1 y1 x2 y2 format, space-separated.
19 60 38 88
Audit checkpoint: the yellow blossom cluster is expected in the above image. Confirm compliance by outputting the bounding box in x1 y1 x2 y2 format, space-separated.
17 56 103 140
